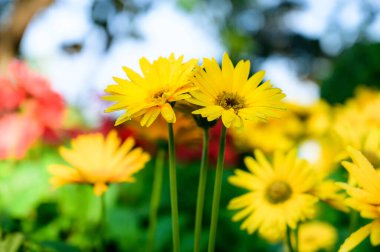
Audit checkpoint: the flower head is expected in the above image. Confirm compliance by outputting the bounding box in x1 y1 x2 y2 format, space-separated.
103 54 198 127
188 53 285 128
338 147 380 252
228 149 318 241
297 221 338 252
48 130 150 196
0 60 65 160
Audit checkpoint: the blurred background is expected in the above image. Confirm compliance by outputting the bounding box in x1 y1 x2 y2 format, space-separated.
2 0 380 113
1 0 380 251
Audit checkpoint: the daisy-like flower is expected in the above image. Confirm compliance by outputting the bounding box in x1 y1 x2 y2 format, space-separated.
188 53 285 128
228 149 318 241
296 221 338 252
103 54 198 127
48 130 150 196
338 147 380 252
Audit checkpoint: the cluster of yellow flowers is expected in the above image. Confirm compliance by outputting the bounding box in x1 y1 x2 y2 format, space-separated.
228 87 380 251
47 52 380 252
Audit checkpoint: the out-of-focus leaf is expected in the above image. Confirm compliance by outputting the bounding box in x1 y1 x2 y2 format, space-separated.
0 160 51 217
39 241 82 252
0 232 24 252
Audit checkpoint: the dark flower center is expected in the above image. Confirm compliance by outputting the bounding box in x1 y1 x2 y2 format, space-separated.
215 91 245 111
265 181 292 204
153 90 165 99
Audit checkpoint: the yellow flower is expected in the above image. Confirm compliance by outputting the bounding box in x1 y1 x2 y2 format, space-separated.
311 178 348 213
304 100 332 137
338 147 380 252
103 54 198 127
228 149 318 241
48 130 150 196
296 221 338 252
188 53 285 128
334 124 380 167
332 87 380 174
231 102 303 153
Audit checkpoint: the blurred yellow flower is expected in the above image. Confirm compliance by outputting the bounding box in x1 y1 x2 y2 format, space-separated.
304 100 332 137
297 221 338 252
312 179 348 213
334 125 380 167
188 53 285 128
48 130 150 196
228 149 318 241
338 147 380 252
298 140 348 212
103 54 198 126
231 102 303 153
332 88 380 186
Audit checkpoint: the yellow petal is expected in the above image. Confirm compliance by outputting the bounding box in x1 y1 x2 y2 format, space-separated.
161 103 176 123
221 109 235 128
122 66 143 83
339 222 372 252
370 220 380 246
221 53 234 90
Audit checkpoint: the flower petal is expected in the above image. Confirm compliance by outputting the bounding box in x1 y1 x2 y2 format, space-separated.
339 222 372 252
161 103 176 123
221 109 235 128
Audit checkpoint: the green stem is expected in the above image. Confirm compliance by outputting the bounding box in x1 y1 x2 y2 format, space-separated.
207 125 227 252
146 148 165 252
349 209 359 233
168 123 180 252
286 225 295 252
194 129 210 252
99 193 106 252
294 222 299 252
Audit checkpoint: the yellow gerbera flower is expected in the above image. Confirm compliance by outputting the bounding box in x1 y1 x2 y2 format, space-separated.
188 53 285 128
48 130 150 196
228 149 318 241
103 54 198 127
338 147 380 252
296 221 338 252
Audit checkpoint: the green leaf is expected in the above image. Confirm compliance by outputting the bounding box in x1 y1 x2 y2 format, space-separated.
0 232 24 252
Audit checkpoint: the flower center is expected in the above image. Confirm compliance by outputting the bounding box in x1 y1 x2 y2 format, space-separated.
215 91 245 111
152 89 170 104
265 180 292 204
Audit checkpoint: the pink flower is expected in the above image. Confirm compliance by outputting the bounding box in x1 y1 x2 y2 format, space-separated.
0 113 42 160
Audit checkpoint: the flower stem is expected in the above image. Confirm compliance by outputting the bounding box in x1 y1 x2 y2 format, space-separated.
146 148 165 252
99 193 106 252
194 129 210 252
294 222 299 252
207 125 227 252
286 225 295 252
168 123 180 252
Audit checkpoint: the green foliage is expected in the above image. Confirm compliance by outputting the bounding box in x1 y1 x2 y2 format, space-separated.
321 43 380 104
0 233 24 252
0 146 375 251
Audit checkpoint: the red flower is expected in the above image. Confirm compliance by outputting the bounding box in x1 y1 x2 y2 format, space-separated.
0 60 66 159
0 76 25 111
